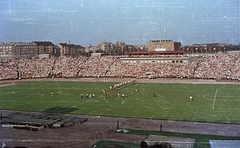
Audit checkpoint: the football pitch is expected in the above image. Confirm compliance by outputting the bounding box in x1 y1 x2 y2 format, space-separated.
0 80 240 124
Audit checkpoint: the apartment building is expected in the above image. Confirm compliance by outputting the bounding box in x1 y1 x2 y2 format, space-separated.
0 42 15 59
57 43 85 57
0 42 38 59
34 41 54 55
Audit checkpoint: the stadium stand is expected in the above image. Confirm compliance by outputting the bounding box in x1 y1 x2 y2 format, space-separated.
0 52 239 81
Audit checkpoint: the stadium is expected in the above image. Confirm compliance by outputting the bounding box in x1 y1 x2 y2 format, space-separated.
0 51 240 148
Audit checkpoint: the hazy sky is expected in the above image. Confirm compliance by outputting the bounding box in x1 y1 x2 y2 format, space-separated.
0 0 239 46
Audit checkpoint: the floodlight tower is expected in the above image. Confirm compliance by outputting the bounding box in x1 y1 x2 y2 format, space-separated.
153 26 168 39
163 27 167 39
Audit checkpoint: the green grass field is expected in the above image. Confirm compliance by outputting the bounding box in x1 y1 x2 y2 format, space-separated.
0 80 240 124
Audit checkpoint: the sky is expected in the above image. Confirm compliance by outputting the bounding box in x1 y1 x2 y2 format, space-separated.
0 0 239 46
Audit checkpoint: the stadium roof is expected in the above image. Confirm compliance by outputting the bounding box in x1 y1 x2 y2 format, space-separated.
125 51 184 55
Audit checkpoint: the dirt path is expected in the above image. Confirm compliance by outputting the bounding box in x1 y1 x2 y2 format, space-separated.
1 77 239 85
1 110 240 148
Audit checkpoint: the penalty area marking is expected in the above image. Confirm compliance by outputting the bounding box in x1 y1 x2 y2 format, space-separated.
212 88 218 109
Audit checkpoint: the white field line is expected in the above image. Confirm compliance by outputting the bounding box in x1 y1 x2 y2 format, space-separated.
55 80 61 94
212 88 218 109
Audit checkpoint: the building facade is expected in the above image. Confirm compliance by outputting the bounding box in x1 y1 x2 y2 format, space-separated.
182 43 228 54
98 42 115 55
34 41 54 55
0 42 15 59
147 40 181 52
14 42 38 59
0 42 38 59
57 43 85 57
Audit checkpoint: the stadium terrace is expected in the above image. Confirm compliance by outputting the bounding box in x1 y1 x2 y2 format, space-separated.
0 52 239 81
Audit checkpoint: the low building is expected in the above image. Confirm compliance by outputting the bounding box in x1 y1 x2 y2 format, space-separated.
85 45 98 53
91 52 104 57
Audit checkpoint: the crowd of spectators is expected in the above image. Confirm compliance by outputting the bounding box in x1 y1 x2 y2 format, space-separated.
0 59 17 80
53 56 87 78
0 52 239 81
193 53 240 80
78 56 117 77
17 58 55 79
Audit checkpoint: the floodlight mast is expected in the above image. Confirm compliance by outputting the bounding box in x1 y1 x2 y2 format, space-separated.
153 26 168 39
164 27 167 39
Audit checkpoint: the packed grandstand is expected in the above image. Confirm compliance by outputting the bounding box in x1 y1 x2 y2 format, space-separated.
0 52 239 81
